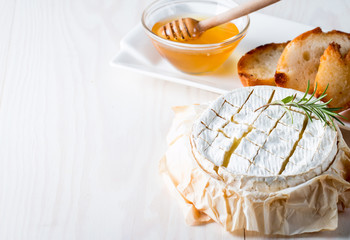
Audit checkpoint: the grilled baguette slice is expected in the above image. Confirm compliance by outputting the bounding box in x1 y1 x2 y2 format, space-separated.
275 27 350 93
238 42 287 86
315 43 350 110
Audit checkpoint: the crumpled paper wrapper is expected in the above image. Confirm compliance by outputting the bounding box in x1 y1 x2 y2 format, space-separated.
160 104 350 236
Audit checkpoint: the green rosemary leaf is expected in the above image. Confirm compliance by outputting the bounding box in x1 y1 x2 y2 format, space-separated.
281 95 294 104
297 81 310 103
309 82 318 101
330 114 345 125
308 95 325 105
320 83 329 98
326 107 344 112
323 109 340 116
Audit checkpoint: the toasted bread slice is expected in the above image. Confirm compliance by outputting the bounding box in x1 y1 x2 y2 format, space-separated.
315 43 350 110
238 42 287 86
275 27 350 93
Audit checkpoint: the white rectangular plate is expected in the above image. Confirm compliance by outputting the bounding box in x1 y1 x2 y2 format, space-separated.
111 13 313 94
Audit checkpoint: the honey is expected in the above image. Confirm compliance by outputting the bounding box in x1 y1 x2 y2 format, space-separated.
151 17 242 73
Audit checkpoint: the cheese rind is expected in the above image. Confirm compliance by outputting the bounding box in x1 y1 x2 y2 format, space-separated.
191 86 338 191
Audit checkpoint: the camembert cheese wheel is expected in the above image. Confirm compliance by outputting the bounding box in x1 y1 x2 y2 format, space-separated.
191 86 338 191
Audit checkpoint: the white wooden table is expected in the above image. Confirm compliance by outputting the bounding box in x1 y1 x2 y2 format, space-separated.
0 0 349 239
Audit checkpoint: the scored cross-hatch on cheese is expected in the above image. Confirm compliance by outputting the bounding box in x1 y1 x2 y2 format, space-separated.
191 86 338 191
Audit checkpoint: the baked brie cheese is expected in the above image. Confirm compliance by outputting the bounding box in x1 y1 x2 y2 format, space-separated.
191 86 338 191
160 86 350 235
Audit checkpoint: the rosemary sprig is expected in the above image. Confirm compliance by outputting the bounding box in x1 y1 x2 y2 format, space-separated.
254 81 346 130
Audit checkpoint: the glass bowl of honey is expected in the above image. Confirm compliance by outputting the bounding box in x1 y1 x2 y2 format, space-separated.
142 0 250 74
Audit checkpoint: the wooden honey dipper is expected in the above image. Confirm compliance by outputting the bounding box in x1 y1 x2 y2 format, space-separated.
158 0 280 41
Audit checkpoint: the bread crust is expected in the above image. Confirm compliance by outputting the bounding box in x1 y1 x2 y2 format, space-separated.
238 73 275 86
238 42 288 87
291 27 322 42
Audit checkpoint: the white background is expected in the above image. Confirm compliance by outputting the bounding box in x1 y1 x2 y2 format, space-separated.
0 0 349 239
